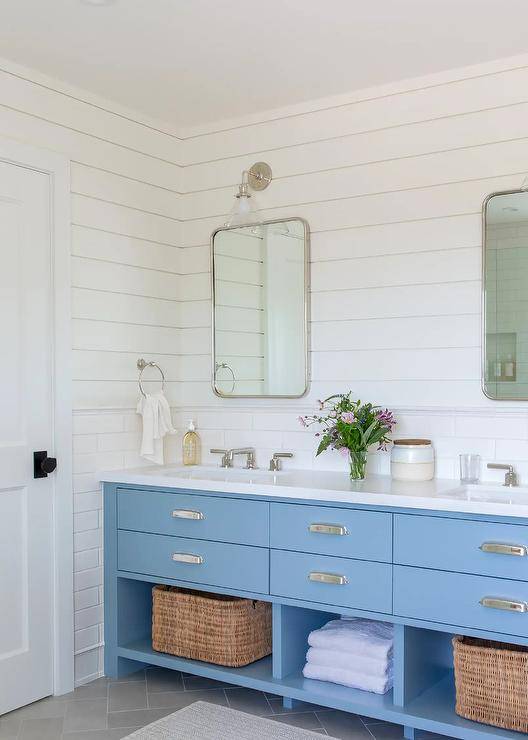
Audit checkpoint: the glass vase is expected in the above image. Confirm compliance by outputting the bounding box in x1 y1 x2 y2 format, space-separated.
349 450 367 480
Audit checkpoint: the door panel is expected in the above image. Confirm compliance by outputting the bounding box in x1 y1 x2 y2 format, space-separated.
0 161 54 714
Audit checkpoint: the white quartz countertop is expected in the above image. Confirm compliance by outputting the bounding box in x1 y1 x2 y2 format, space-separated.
100 466 528 518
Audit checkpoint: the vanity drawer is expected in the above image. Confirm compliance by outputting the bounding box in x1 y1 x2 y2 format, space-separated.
394 565 528 638
270 549 392 613
117 488 269 546
270 503 392 561
118 531 269 594
394 514 528 581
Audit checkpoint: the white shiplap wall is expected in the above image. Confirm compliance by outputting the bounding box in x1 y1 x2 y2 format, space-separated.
177 56 528 479
0 60 184 684
6 52 528 686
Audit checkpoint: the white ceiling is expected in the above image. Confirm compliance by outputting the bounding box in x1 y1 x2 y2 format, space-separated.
2 0 528 130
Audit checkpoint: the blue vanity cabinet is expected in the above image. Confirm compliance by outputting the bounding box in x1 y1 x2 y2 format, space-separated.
117 488 269 546
105 483 528 740
394 514 528 580
270 549 392 612
118 530 270 593
270 503 392 561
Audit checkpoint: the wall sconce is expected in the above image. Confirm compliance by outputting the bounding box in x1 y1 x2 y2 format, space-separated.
225 161 272 227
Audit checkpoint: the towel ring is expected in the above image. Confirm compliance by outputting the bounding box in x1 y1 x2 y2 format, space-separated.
137 358 165 397
215 362 236 394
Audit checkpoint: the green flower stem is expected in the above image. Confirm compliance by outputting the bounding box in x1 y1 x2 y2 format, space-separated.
349 450 367 480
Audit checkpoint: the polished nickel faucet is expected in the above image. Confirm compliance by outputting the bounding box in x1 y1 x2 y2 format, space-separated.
487 462 518 487
210 448 256 469
269 452 294 471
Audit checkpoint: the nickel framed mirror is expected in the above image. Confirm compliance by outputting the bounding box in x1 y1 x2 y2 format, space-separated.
211 218 310 398
483 189 528 400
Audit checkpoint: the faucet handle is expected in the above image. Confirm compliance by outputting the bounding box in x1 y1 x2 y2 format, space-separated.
269 452 294 471
487 463 517 487
210 449 230 468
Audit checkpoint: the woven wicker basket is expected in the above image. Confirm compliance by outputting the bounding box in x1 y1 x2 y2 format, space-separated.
453 635 528 732
152 586 272 667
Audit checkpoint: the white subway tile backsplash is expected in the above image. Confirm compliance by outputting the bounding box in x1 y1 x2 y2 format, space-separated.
74 587 100 612
74 528 102 553
74 626 100 655
97 431 142 452
74 604 104 632
74 510 99 533
455 415 528 439
74 548 99 573
74 492 102 513
73 435 97 455
74 567 103 592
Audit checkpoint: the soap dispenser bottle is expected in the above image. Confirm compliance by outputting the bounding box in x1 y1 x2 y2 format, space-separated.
182 420 201 466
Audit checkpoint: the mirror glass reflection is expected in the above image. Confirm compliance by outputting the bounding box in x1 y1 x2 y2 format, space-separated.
212 218 309 397
483 190 528 399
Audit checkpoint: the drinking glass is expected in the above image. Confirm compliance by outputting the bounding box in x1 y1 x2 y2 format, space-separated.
459 453 481 484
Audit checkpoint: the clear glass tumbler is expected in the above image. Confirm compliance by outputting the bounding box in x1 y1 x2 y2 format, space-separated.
459 453 481 484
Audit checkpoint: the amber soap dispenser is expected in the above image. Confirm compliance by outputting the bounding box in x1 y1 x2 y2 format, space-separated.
182 420 201 465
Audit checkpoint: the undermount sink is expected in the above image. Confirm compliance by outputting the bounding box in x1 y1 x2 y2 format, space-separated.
442 482 528 501
161 465 283 485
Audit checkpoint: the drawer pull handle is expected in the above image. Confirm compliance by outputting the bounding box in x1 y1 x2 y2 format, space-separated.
171 552 204 565
480 542 527 557
480 596 528 613
309 523 348 536
308 571 348 585
171 509 205 520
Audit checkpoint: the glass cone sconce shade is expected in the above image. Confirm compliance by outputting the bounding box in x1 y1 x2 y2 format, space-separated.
224 162 272 227
225 183 259 227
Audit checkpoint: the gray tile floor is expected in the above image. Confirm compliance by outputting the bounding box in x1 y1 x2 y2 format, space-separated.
0 669 454 740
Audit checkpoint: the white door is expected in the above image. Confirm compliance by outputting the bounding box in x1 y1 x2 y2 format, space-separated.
0 161 55 714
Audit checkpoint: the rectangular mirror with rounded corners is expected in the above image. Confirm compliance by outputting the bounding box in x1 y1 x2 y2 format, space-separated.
483 189 528 400
211 218 310 398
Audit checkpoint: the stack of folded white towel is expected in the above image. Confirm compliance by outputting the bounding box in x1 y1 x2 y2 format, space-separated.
302 617 394 694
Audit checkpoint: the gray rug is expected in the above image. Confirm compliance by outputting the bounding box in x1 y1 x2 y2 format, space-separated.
123 700 338 739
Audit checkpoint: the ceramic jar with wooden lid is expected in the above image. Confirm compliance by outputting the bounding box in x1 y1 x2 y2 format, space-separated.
391 439 434 481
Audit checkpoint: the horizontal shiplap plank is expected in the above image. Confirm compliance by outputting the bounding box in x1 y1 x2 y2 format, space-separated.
73 319 181 354
71 256 181 300
310 214 480 262
71 163 181 219
73 380 181 408
72 194 182 246
180 300 211 328
182 245 210 274
72 288 181 327
312 281 480 322
183 102 528 191
0 68 182 163
312 347 479 381
182 66 528 163
311 247 479 292
311 314 480 351
72 226 181 273
72 350 209 382
0 103 180 189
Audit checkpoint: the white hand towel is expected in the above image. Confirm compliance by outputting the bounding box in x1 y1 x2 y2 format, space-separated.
136 391 176 465
306 647 391 678
303 662 393 694
308 618 393 662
